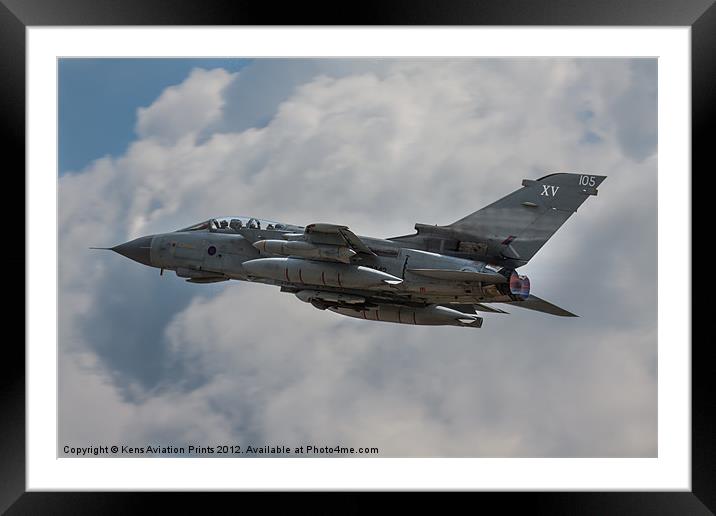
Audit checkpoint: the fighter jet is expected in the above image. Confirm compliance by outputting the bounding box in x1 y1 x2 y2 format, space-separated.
97 173 605 328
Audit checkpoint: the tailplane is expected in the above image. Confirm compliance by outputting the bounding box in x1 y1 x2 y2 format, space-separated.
500 294 578 317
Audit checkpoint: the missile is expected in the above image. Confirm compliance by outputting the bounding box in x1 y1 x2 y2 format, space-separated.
242 257 403 289
295 290 366 305
185 277 229 284
175 267 227 282
253 240 356 263
328 303 483 328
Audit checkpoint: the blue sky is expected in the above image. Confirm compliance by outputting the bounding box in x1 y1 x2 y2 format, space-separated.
59 58 250 174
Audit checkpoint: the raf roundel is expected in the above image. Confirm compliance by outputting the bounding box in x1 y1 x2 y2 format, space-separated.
207 245 217 256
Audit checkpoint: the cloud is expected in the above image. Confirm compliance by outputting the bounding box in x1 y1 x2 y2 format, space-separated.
136 67 236 145
59 58 657 457
610 59 658 161
213 58 395 134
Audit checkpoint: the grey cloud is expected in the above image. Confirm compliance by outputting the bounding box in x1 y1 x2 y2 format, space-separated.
610 60 658 162
213 58 406 135
78 262 212 396
153 284 655 457
566 59 657 163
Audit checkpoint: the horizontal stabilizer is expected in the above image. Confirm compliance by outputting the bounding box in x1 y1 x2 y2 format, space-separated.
473 303 509 314
407 268 507 284
501 294 577 317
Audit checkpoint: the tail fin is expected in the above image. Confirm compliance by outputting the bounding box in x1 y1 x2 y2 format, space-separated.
447 173 606 266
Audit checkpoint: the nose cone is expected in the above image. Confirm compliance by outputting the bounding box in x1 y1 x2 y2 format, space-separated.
112 235 155 267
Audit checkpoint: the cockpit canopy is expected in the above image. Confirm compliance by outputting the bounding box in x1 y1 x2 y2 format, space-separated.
177 216 303 233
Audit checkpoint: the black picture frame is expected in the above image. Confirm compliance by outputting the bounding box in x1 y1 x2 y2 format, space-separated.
5 0 711 512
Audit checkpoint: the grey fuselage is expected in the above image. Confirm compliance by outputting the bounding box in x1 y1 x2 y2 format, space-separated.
143 224 514 307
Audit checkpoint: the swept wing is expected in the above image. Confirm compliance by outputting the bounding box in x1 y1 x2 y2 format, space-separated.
303 223 376 256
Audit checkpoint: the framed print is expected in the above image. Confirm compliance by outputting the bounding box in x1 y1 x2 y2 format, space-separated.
6 0 712 512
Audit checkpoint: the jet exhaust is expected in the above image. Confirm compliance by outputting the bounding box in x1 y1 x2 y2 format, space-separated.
508 271 530 300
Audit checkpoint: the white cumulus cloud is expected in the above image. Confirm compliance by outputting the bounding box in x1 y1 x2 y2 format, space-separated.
136 67 236 144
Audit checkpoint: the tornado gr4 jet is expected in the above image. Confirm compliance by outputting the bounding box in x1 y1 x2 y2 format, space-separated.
97 173 605 328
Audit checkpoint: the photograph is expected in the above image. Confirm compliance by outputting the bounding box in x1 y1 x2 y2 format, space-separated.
3 0 710 506
58 57 658 458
